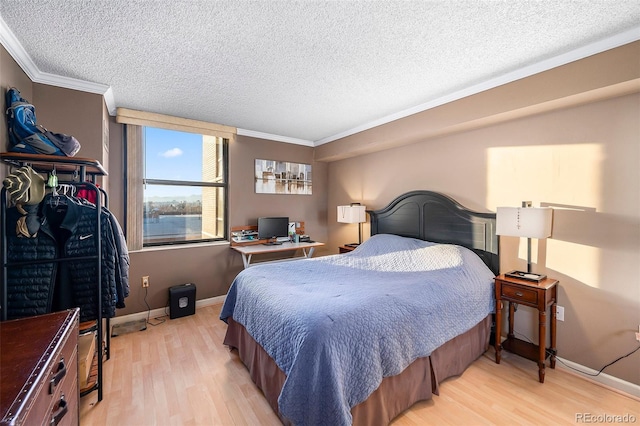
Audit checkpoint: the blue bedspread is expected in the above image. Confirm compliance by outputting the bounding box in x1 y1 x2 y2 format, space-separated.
220 234 495 425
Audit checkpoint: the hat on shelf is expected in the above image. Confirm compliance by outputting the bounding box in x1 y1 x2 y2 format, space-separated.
2 165 46 205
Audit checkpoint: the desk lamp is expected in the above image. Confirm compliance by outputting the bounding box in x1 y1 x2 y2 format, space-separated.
337 203 366 246
496 202 553 282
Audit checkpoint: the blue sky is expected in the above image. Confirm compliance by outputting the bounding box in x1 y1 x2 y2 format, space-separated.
144 127 203 199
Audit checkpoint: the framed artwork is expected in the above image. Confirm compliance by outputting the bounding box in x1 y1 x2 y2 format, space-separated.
255 159 312 195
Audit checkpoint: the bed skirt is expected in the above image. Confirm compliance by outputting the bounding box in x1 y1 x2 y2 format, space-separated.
223 315 491 425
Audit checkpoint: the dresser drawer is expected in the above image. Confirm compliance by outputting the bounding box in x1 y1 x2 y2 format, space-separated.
501 283 538 305
24 348 78 426
49 340 78 426
50 360 78 426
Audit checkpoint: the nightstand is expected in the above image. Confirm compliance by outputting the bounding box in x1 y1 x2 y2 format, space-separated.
494 274 559 383
339 245 357 253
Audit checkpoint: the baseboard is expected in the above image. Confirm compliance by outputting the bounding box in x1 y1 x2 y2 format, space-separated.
110 295 226 327
556 356 640 400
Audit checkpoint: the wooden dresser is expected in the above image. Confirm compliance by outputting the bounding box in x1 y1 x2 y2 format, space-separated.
1 309 79 426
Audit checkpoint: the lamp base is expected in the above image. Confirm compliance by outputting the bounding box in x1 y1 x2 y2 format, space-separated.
505 270 547 282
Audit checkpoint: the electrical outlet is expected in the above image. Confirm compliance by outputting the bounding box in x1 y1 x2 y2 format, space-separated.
141 276 150 288
556 305 564 321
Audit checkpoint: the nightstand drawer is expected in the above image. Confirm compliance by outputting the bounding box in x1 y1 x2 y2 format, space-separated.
501 283 538 304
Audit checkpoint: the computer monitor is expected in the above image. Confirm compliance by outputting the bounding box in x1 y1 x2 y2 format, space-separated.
258 217 289 242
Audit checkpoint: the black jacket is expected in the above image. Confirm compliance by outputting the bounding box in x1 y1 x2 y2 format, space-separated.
103 206 130 308
5 205 56 319
5 194 128 322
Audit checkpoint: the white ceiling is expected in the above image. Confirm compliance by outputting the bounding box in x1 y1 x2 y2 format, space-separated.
0 1 639 146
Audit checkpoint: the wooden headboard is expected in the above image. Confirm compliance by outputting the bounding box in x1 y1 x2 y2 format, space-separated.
368 191 499 275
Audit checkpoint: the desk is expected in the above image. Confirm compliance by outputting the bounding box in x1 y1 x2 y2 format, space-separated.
231 241 325 268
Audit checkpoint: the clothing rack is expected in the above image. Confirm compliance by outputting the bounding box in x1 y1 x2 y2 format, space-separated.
1 152 109 402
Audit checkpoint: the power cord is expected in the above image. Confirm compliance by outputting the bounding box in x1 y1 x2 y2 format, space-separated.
143 287 167 326
514 330 640 377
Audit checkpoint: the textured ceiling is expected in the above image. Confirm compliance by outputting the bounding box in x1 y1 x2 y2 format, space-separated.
0 1 639 145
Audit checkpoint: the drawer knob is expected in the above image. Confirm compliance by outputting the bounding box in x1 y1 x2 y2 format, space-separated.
515 291 524 297
49 358 66 394
50 395 68 426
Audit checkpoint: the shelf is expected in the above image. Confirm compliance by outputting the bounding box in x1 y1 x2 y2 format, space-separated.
231 231 259 244
79 319 98 334
78 331 96 389
80 350 100 397
502 337 551 363
0 152 107 177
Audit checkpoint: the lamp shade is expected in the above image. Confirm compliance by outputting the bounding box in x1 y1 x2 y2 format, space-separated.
337 205 366 224
496 207 553 239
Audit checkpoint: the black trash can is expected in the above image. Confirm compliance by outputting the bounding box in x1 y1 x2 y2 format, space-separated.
168 283 196 319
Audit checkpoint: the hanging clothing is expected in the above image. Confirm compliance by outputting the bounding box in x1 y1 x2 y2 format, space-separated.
103 207 130 308
77 186 98 204
4 205 57 319
4 192 129 322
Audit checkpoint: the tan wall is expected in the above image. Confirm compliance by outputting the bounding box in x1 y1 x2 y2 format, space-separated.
33 83 106 181
316 41 640 163
0 47 33 181
230 135 328 244
107 117 124 219
325 94 640 384
105 128 329 316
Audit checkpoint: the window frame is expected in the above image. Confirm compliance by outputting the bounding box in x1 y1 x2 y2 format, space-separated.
142 134 229 247
117 108 235 251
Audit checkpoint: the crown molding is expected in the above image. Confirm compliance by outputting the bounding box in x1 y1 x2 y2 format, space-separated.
237 128 314 147
0 15 116 115
314 25 640 146
0 15 38 82
2 13 638 144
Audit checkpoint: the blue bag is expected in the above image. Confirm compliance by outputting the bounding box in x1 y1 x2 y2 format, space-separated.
5 88 80 156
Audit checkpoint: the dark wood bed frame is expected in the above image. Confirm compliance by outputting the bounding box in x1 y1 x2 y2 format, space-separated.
224 190 499 425
368 190 499 275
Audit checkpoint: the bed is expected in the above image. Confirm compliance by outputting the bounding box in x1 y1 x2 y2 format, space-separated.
220 190 499 425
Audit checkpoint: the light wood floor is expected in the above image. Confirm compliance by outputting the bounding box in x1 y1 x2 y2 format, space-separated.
80 304 640 425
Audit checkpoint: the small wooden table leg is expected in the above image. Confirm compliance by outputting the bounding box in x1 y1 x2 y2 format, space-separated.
538 309 547 383
495 300 503 364
550 302 557 369
508 302 515 340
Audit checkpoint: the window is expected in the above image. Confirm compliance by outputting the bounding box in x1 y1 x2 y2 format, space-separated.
142 127 228 246
117 108 235 250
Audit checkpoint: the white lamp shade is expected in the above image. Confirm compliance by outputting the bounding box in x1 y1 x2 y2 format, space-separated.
337 205 366 223
496 207 553 239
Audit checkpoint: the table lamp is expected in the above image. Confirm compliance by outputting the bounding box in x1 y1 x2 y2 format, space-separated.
337 203 366 246
496 202 553 282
